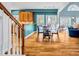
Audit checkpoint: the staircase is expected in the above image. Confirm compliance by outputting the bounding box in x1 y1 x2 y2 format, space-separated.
0 3 24 55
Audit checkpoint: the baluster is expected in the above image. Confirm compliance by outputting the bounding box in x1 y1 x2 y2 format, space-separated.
11 21 13 55
22 24 24 55
7 18 11 55
12 22 16 55
19 27 22 55
16 25 19 55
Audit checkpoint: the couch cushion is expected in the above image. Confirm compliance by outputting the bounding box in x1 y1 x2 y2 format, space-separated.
68 27 79 37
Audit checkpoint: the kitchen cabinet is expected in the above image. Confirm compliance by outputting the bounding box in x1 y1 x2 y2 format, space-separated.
19 11 33 23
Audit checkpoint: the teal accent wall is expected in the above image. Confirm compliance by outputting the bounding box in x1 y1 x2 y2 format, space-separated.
11 10 20 15
24 24 35 36
11 9 58 15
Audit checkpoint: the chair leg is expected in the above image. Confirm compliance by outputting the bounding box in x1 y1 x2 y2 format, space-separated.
43 35 44 39
49 36 50 39
57 33 60 40
51 34 53 42
43 35 45 41
36 33 39 42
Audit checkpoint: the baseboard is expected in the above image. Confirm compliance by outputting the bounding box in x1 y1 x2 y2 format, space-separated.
0 47 12 55
24 31 36 39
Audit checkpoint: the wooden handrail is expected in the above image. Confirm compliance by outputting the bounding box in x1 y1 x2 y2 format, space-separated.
0 3 23 30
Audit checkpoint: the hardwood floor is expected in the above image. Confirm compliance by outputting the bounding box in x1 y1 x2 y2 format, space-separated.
24 30 79 56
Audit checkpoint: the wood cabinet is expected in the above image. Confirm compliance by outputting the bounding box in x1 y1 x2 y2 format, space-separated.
28 12 33 22
19 11 33 23
19 12 24 22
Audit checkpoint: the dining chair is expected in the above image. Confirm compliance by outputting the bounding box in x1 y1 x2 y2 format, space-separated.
37 25 43 41
43 26 51 41
50 24 60 40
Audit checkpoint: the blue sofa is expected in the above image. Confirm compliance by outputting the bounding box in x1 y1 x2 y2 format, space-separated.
68 27 79 37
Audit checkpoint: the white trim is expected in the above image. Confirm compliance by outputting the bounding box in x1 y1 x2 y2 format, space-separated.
0 47 12 55
24 31 36 39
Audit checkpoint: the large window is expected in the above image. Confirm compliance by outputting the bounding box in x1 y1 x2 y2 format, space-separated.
46 15 58 26
36 14 58 26
76 17 79 23
68 4 79 11
36 14 45 25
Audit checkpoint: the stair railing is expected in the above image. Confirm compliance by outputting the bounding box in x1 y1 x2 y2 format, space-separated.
0 3 24 55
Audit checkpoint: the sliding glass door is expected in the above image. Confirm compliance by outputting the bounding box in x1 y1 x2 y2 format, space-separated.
46 15 58 27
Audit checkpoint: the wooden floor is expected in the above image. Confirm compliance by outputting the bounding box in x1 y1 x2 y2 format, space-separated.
24 30 79 56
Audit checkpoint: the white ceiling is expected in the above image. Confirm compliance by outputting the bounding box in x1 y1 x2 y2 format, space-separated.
2 2 69 10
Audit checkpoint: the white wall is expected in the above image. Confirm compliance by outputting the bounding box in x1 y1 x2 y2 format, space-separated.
13 15 19 20
0 9 12 54
2 2 69 12
0 10 3 54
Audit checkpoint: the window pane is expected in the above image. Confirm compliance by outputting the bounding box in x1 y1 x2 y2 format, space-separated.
46 15 58 26
37 15 44 25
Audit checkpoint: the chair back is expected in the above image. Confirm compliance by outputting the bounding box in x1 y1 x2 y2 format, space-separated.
50 24 59 33
37 25 43 33
43 26 50 33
